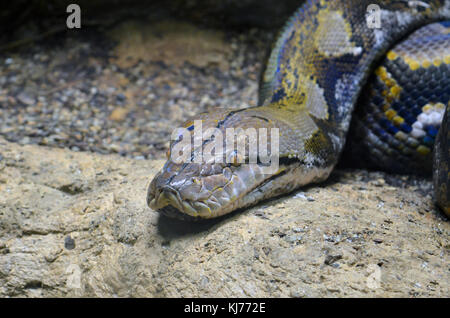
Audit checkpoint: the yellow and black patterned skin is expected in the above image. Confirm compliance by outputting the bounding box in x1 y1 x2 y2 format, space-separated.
344 22 449 175
147 0 450 220
434 100 449 216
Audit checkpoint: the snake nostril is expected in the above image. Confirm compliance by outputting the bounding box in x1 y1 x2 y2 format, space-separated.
152 186 183 211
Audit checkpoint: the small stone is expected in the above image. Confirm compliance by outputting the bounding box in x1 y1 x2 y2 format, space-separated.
284 234 303 243
292 227 305 233
324 254 342 265
64 236 76 250
17 92 36 106
254 210 268 219
109 144 120 152
109 107 129 122
294 192 307 199
116 93 126 102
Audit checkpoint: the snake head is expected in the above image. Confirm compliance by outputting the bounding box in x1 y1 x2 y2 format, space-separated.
147 107 282 220
147 107 334 220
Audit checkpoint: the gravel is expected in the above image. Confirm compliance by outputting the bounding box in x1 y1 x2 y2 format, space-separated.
0 21 273 160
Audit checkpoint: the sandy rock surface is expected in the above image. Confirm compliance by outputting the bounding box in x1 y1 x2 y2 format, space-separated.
0 137 448 297
0 3 449 298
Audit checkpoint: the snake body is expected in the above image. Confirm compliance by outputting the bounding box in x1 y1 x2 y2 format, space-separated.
147 0 450 220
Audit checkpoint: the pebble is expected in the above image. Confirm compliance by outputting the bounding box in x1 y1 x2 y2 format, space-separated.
284 234 303 243
17 92 36 106
64 236 76 250
324 254 343 265
294 192 314 201
292 227 306 233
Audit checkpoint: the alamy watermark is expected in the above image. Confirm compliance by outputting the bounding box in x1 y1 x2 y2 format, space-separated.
66 4 81 29
366 1 431 29
366 4 381 29
169 120 280 175
66 3 383 30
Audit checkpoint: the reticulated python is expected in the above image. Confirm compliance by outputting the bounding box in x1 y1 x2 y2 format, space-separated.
147 0 450 220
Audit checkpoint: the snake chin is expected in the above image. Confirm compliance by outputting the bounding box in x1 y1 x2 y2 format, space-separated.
147 159 333 220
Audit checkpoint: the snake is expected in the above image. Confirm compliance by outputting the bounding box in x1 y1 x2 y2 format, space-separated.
147 0 450 220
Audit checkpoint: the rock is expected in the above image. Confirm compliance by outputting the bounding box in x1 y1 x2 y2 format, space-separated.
16 91 36 106
109 107 129 122
0 137 448 297
109 20 232 71
324 253 343 266
64 236 76 250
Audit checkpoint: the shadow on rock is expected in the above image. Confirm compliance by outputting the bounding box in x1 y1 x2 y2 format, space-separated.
156 210 238 239
156 173 344 239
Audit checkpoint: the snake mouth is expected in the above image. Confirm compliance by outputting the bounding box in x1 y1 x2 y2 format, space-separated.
148 183 217 220
147 163 271 220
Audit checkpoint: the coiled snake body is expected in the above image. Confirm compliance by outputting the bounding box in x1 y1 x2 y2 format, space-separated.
147 0 450 220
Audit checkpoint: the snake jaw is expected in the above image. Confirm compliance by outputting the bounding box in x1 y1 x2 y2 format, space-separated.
147 156 277 219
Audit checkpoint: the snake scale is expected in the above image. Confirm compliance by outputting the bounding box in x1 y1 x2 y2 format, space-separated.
147 0 450 220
